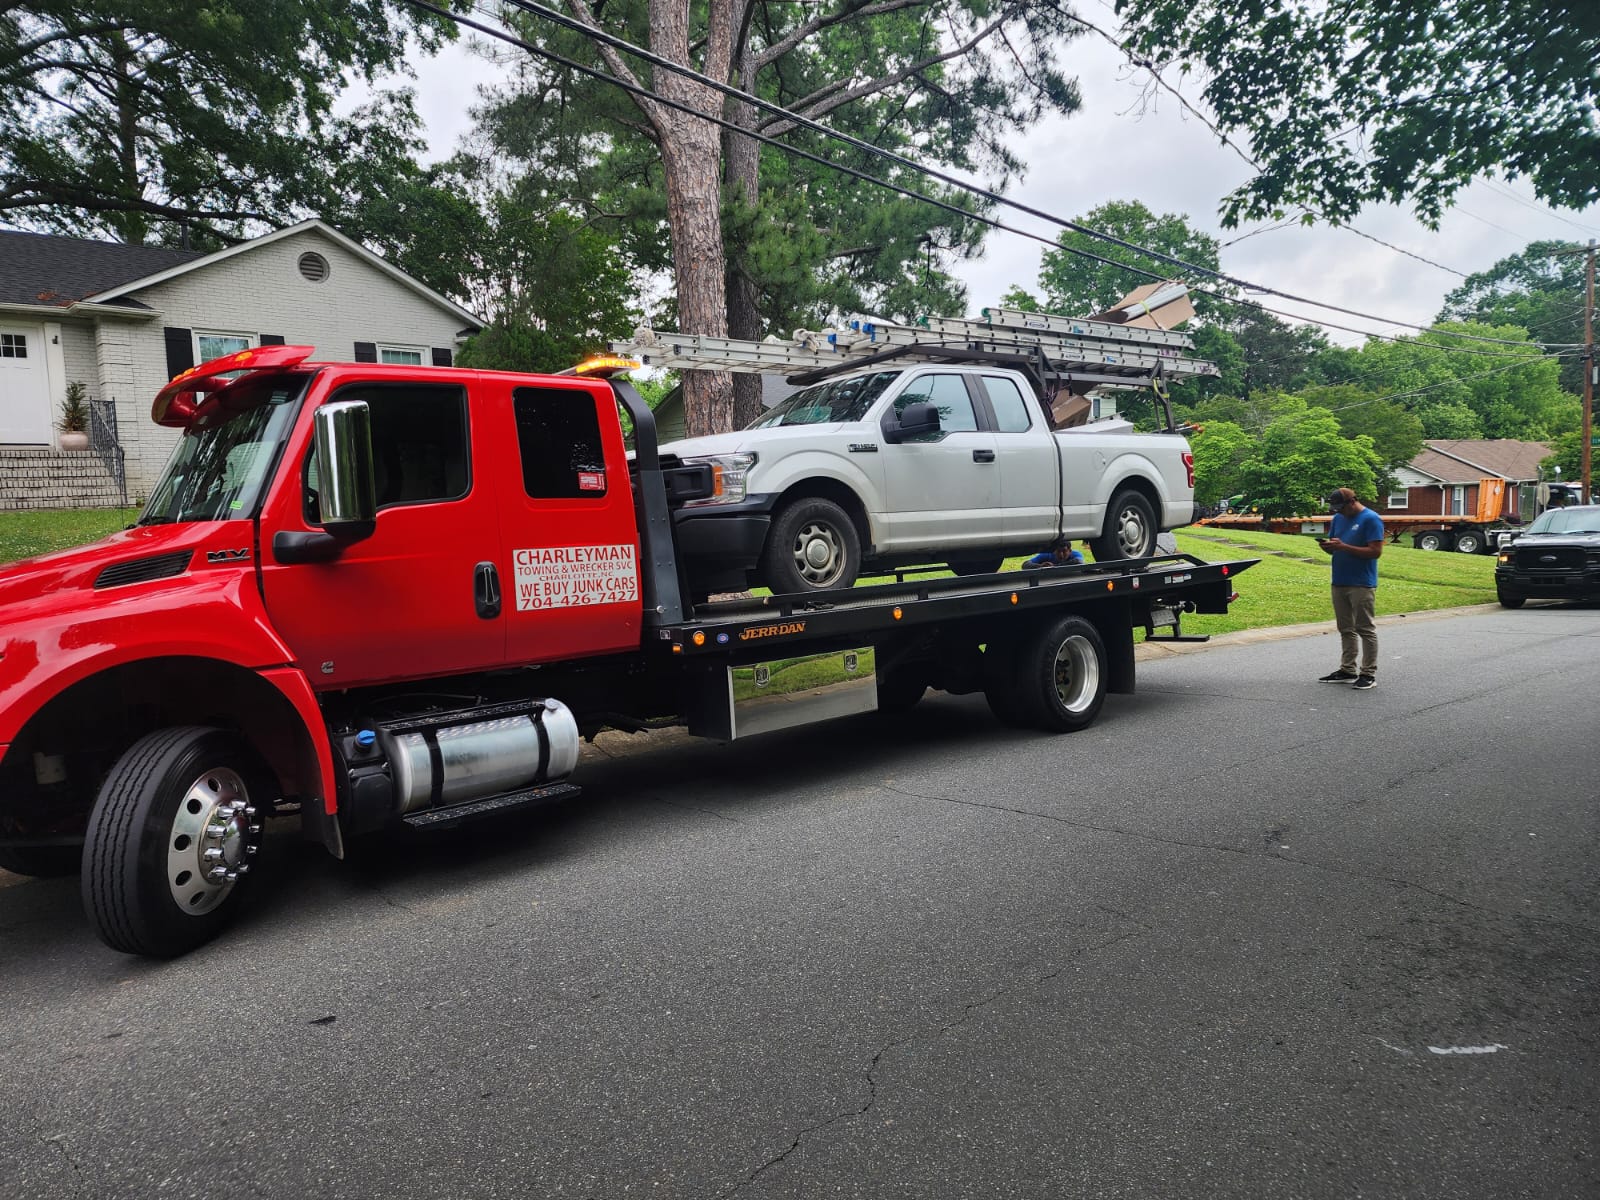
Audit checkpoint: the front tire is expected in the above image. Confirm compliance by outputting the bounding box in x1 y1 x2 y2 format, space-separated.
1090 489 1157 561
82 727 269 957
1497 588 1526 609
761 497 861 593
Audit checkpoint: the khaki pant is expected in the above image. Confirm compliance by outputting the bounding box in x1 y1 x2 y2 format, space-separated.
1331 586 1377 675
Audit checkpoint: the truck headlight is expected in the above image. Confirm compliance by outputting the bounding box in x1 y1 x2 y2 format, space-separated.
683 453 758 505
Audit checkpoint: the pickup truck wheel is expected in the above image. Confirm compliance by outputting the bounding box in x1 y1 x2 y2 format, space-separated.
1090 490 1157 561
82 727 267 957
1497 588 1526 609
1454 531 1483 554
762 497 861 592
1012 615 1107 732
0 843 81 877
949 558 1003 576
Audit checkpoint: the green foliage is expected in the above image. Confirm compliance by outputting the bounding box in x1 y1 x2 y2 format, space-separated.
1233 402 1381 516
1031 200 1228 318
1297 385 1424 483
1438 240 1593 394
1542 431 1588 481
0 1 457 243
57 379 88 433
1334 323 1577 441
1187 420 1252 506
1114 0 1600 227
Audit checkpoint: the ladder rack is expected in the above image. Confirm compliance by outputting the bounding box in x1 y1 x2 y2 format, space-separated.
611 294 1217 388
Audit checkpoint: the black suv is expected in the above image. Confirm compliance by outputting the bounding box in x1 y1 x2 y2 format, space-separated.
1495 505 1600 608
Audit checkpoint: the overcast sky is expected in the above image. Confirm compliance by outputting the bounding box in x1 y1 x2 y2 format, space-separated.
397 20 1600 349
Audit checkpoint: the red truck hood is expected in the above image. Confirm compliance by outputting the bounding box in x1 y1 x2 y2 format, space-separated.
0 522 242 612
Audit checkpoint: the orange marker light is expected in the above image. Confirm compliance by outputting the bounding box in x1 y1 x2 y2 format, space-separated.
692 631 706 646
1106 580 1115 590
892 607 903 620
1009 592 1018 605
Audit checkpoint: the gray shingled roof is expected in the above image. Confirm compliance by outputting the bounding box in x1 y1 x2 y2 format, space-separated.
1411 439 1551 484
0 229 203 306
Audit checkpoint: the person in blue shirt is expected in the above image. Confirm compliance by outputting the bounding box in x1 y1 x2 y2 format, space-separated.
1315 487 1384 690
1022 536 1084 569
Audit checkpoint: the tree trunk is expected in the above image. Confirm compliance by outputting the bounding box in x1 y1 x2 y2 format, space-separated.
650 0 736 437
723 58 765 430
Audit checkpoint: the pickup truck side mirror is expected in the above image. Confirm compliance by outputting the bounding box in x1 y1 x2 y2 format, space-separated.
274 400 377 565
885 400 941 444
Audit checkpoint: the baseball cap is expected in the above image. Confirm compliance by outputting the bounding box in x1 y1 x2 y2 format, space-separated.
1327 488 1355 507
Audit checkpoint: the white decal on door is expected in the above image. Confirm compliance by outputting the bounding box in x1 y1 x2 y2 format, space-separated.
513 544 639 610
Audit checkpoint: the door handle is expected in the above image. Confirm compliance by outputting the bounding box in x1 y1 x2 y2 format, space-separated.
973 449 996 463
474 561 501 619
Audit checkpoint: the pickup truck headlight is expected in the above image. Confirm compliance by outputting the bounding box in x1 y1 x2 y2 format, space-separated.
682 453 758 506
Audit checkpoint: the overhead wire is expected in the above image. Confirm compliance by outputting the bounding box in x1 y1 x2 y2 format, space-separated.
414 0 1580 355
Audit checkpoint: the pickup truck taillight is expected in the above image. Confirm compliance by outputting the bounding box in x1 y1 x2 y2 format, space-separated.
1182 451 1194 490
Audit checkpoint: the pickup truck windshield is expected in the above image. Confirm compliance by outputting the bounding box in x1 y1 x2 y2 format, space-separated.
139 374 308 525
1526 508 1600 536
745 370 901 429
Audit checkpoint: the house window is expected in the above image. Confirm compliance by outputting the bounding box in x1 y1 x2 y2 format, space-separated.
514 387 608 499
378 344 425 365
195 331 254 364
1449 485 1466 516
1387 490 1408 509
0 332 27 358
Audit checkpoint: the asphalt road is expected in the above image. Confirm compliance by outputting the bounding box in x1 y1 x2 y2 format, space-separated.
2 603 1597 1200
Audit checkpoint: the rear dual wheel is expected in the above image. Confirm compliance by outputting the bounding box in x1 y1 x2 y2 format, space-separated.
82 727 268 957
983 615 1108 732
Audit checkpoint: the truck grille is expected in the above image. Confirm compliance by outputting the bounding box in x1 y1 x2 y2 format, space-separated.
1512 547 1586 571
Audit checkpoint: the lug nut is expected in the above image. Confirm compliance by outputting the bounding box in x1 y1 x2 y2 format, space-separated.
244 845 258 857
244 805 257 818
207 866 228 882
205 823 228 839
236 864 250 876
203 847 224 862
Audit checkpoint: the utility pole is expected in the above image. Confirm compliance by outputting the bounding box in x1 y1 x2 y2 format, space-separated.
1584 240 1596 502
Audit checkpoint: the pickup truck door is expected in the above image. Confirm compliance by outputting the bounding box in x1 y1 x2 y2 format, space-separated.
875 372 998 551
979 373 1060 544
259 377 508 689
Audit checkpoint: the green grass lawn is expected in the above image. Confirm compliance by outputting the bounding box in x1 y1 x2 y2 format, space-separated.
0 509 1496 640
0 507 140 565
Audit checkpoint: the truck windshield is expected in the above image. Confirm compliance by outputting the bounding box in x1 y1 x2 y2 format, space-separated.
139 374 309 525
745 370 901 428
1526 508 1600 536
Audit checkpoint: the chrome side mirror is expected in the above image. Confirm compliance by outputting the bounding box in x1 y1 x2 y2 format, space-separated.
313 400 377 531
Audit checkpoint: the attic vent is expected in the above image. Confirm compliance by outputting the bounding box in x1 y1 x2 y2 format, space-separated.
297 252 330 283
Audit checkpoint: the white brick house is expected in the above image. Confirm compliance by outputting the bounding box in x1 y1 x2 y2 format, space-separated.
0 219 482 507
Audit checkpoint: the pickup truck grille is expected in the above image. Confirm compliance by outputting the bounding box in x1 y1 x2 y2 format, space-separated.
1511 547 1587 571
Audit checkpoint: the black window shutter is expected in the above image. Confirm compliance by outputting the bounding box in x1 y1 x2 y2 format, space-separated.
353 341 377 363
431 347 453 367
259 334 285 346
163 327 194 378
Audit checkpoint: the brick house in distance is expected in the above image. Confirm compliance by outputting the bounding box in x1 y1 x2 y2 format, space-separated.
0 219 482 509
1382 438 1552 526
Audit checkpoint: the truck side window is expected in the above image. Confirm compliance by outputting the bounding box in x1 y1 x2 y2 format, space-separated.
982 375 1035 433
514 387 608 499
305 384 469 518
891 374 977 441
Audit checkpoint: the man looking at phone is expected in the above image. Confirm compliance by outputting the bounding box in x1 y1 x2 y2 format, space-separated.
1316 487 1384 689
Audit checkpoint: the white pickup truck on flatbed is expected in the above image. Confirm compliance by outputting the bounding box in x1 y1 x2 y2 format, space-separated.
616 294 1213 594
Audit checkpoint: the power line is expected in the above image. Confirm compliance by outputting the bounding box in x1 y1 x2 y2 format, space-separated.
428 0 1572 354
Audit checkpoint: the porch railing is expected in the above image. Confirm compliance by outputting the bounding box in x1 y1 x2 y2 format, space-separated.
87 396 128 506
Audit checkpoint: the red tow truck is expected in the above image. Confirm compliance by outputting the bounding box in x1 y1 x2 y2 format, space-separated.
0 346 1254 956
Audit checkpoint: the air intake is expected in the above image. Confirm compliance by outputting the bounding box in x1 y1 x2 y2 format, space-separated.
94 550 193 589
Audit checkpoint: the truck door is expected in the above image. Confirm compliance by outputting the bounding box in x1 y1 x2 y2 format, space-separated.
491 380 643 663
979 373 1059 544
259 377 507 688
876 372 998 551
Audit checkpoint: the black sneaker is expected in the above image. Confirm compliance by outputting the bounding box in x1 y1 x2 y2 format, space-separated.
1319 670 1358 683
1352 675 1376 690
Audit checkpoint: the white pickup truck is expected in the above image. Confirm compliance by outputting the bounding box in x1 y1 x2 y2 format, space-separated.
660 360 1195 594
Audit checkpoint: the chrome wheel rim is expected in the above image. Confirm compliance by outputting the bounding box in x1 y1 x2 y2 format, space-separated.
792 521 846 587
1053 635 1100 714
165 767 260 915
